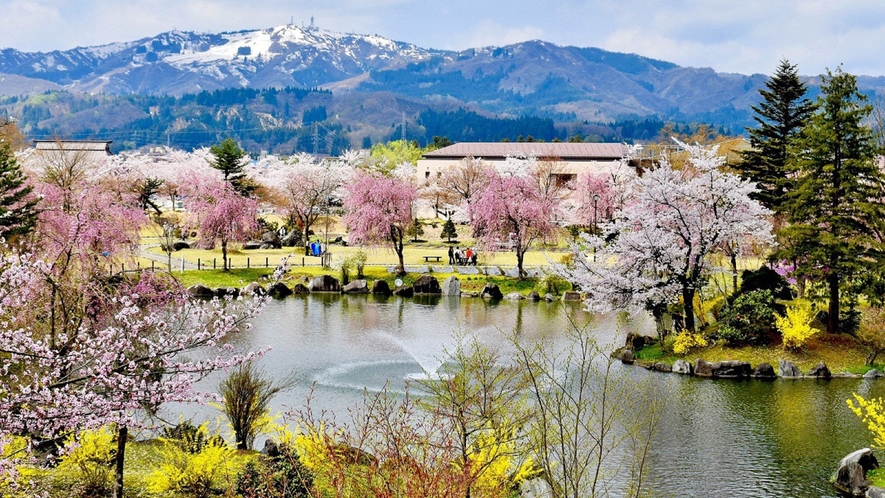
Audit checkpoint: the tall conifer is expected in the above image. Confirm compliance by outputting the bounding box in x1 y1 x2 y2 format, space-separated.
781 68 885 334
741 59 815 213
0 143 39 242
209 138 253 196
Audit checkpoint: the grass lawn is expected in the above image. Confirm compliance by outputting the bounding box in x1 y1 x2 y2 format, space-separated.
636 332 875 373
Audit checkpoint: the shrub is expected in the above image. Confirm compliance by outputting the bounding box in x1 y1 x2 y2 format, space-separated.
162 420 225 454
235 443 314 498
58 427 117 496
717 290 778 345
736 266 793 300
538 273 571 295
848 394 885 448
441 218 457 242
219 362 287 450
776 303 818 351
672 331 708 355
147 436 235 497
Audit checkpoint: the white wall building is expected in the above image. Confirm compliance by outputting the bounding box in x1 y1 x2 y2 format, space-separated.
416 142 628 184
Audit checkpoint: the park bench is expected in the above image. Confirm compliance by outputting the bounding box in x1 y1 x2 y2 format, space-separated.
423 255 442 263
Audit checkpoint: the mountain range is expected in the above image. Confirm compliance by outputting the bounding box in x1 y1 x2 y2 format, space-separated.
2 24 883 153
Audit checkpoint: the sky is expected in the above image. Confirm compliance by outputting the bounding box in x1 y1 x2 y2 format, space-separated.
3 0 885 77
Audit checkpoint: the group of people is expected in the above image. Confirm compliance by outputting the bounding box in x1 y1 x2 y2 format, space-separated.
448 246 478 266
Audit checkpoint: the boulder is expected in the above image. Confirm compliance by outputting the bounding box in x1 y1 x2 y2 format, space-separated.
342 279 369 294
526 291 541 301
807 362 832 379
626 332 650 351
260 231 282 249
865 369 884 379
187 284 215 299
413 275 442 294
751 362 777 379
561 291 582 301
243 241 262 250
868 486 885 498
480 284 503 300
711 360 752 378
694 359 713 377
505 292 524 300
441 276 461 296
215 287 239 298
544 293 555 302
281 231 302 247
242 282 267 297
267 282 293 298
172 241 190 251
620 349 635 364
653 362 672 372
834 448 878 496
372 280 392 295
292 283 310 295
393 285 414 297
672 359 693 375
779 359 803 378
309 275 341 293
262 438 280 458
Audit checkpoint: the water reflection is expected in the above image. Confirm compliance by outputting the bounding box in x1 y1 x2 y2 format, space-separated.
179 294 879 497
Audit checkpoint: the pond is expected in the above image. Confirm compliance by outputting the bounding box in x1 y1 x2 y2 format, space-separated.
179 293 884 497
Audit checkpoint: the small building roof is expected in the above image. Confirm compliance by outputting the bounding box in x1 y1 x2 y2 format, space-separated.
33 140 113 154
422 142 626 160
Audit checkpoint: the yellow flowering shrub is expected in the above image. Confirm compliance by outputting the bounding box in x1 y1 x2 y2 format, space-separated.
57 426 116 495
147 425 235 496
848 394 885 448
672 331 708 355
776 303 817 351
466 427 536 497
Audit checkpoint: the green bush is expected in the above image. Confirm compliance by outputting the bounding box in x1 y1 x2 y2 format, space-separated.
538 274 571 295
162 420 225 454
718 289 778 345
235 443 314 498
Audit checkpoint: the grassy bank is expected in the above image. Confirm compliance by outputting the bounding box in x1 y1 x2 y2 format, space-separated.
634 332 876 374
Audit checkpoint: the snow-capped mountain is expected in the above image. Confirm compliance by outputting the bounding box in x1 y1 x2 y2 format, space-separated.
0 25 441 94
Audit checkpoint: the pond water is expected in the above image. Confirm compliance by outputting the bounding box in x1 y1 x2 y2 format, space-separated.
180 294 885 497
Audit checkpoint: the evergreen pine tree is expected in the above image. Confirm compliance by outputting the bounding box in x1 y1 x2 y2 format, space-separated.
741 59 815 213
0 143 39 242
441 218 457 242
780 67 885 334
209 138 252 196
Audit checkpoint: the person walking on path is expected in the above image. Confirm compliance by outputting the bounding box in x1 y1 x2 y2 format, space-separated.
448 245 454 265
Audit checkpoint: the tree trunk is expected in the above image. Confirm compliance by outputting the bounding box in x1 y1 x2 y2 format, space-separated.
516 248 526 279
827 271 840 334
682 286 696 333
304 226 311 256
113 425 127 498
730 252 738 293
222 240 228 271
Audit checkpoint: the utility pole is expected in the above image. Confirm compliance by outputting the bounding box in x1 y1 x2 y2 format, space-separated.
401 112 406 143
313 124 319 155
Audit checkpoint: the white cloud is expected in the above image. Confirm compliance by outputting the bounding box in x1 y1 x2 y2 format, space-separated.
457 21 545 50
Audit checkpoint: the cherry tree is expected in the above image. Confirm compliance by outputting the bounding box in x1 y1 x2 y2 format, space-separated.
573 161 637 229
180 173 258 271
343 172 417 275
0 249 272 496
260 153 351 255
0 163 275 496
439 157 491 221
470 171 560 278
558 141 773 333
